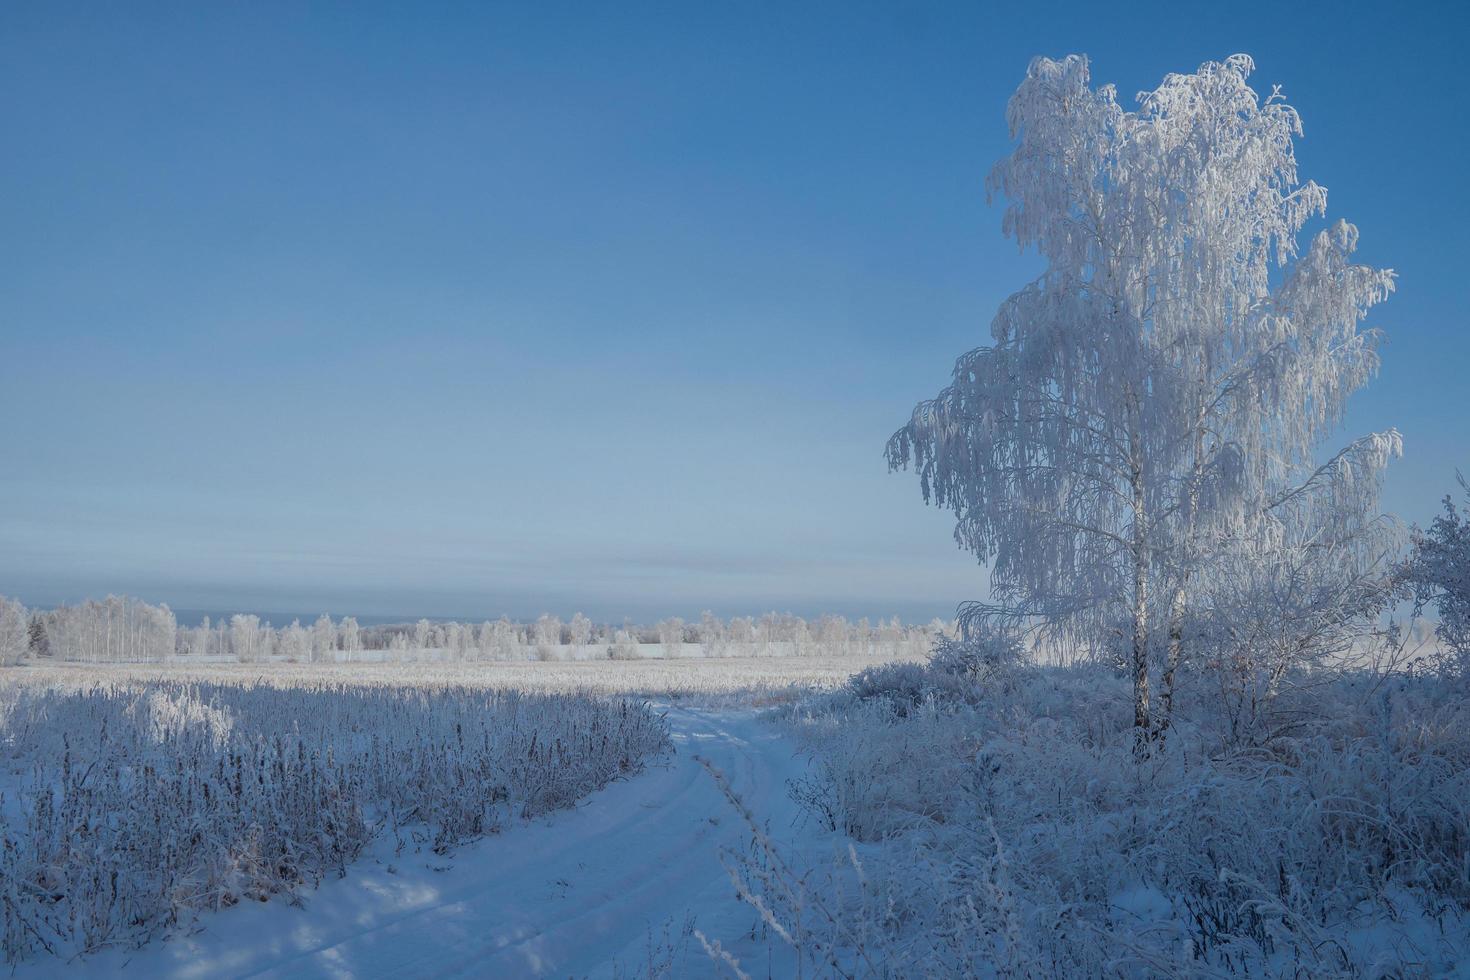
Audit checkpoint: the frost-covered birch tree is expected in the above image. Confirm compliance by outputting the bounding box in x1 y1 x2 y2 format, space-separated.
888 54 1396 739
340 616 361 658
533 614 562 659
568 612 593 648
41 597 177 662
230 614 263 663
656 617 685 658
311 614 335 662
0 596 27 665
281 619 310 662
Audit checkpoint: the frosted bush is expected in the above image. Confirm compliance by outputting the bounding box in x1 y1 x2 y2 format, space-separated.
843 661 977 714
721 659 1470 976
929 629 1027 683
787 699 977 841
839 626 1025 715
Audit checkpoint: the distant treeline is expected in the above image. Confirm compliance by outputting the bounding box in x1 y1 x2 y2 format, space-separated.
0 594 947 664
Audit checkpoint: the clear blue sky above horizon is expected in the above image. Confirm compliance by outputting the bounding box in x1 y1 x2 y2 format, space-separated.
3 1 1467 625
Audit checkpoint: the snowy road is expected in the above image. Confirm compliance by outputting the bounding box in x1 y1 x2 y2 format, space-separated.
45 706 809 979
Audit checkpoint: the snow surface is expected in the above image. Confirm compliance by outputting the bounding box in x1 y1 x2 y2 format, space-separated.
22 706 808 979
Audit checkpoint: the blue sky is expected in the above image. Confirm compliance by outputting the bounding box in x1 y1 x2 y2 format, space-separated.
2 1 1466 624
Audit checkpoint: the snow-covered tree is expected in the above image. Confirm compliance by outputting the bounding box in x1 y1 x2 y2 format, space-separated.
187 616 211 659
260 622 280 660
478 617 518 660
568 612 593 649
0 596 27 665
607 624 641 660
816 614 851 655
656 617 685 658
727 615 755 648
230 614 263 663
887 54 1396 739
533 614 562 659
41 596 176 662
339 616 361 658
442 621 465 659
311 614 335 662
699 610 727 657
1405 474 1470 682
281 620 310 662
27 614 49 659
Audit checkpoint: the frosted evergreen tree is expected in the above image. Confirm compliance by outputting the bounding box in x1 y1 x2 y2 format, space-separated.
27 613 50 658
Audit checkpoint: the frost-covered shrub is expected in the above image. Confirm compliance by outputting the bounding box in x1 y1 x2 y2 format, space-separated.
729 665 1470 977
841 628 1024 717
845 661 937 708
929 629 1026 684
787 699 978 841
843 660 977 714
0 676 670 964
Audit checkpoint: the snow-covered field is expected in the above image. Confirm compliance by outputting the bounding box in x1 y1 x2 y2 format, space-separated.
5 652 1468 978
8 652 920 700
0 655 910 975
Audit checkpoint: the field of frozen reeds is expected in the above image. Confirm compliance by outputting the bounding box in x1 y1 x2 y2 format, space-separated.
8 651 921 702
0 669 671 965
